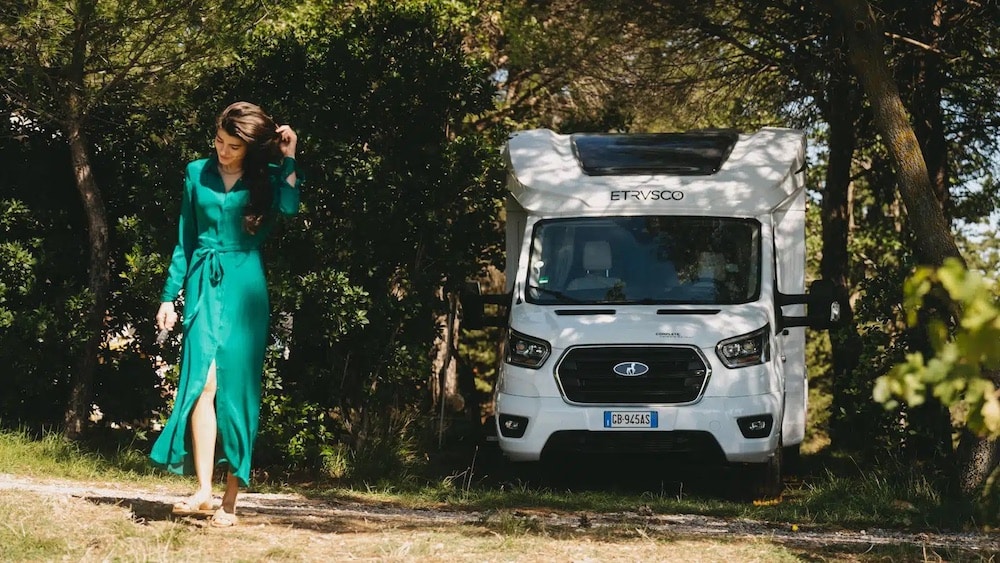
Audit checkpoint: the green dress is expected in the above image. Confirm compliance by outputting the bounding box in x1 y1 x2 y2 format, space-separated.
150 156 300 487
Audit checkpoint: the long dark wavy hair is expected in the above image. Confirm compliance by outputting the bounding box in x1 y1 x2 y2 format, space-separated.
216 102 283 234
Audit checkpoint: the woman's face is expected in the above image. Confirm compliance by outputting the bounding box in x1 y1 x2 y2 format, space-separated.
214 128 247 169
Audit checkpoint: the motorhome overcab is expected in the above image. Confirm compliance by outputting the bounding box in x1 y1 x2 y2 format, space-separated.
469 128 840 496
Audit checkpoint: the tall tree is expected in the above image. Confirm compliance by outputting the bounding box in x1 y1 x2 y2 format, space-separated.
828 0 998 496
829 0 961 267
0 0 272 437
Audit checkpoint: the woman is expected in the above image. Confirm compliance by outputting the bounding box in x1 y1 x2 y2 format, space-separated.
151 102 300 528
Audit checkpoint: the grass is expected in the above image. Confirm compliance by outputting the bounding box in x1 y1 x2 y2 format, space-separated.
0 485 813 563
0 488 191 562
0 486 807 563
0 427 186 487
0 427 996 562
306 447 981 533
0 426 979 531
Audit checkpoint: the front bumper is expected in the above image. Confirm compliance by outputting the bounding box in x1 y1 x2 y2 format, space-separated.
494 392 781 464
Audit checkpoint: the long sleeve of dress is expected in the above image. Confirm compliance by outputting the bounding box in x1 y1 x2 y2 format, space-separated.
272 156 301 216
160 165 198 302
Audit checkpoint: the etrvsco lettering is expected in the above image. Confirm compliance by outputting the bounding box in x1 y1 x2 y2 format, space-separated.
610 190 684 201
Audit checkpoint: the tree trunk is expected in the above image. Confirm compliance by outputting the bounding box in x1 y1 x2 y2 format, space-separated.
821 69 865 451
900 0 950 215
829 0 962 268
956 424 1000 497
63 116 110 439
431 288 464 416
892 0 956 469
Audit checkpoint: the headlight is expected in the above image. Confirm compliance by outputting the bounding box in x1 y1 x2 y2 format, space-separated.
505 329 551 369
716 325 770 368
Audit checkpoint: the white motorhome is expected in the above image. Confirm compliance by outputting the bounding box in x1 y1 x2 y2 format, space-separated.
468 128 840 496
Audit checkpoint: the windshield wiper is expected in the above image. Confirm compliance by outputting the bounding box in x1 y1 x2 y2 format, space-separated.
526 284 585 304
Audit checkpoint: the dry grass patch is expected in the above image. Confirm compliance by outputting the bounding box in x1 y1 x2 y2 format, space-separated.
0 489 188 561
0 487 808 562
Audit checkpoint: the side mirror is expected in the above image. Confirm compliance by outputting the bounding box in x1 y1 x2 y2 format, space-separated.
461 281 485 330
805 279 842 330
778 279 845 330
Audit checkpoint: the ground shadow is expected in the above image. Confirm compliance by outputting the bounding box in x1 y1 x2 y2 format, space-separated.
439 439 764 501
86 496 176 523
83 492 472 535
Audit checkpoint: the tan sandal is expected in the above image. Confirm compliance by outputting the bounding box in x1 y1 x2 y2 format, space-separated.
210 507 238 528
171 493 216 516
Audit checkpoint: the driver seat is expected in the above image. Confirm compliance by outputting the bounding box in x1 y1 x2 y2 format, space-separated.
566 241 621 291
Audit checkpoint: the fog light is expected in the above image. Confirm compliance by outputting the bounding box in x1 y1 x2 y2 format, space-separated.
498 414 529 438
736 414 773 439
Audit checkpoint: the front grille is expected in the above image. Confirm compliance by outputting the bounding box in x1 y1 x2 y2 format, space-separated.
542 430 724 462
556 346 709 404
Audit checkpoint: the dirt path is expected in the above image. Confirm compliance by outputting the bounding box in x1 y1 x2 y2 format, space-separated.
2 472 998 556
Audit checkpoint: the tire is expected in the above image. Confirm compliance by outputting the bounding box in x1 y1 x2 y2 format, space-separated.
782 443 802 477
737 445 784 501
507 457 561 489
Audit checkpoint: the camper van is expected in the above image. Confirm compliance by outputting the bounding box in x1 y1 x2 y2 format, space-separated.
468 128 840 496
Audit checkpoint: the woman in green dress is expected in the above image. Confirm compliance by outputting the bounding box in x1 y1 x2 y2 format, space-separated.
151 102 301 527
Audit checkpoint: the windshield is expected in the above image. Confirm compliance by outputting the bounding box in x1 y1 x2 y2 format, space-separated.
526 216 761 305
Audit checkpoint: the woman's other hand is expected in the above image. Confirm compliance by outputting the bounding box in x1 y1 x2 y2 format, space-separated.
156 301 178 332
276 125 297 159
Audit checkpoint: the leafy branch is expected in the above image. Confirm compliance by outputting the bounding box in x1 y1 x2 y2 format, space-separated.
875 258 1000 437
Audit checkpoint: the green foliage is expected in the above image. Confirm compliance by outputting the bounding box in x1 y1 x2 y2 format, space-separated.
348 408 425 482
0 116 92 427
958 226 1000 281
292 269 371 340
0 0 273 121
837 251 915 450
0 200 38 329
256 344 337 471
876 259 1000 437
458 326 502 421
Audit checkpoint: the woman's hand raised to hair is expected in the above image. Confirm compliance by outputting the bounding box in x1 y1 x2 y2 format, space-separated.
276 125 297 159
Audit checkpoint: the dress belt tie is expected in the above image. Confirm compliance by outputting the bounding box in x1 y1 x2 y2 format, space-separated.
182 236 257 329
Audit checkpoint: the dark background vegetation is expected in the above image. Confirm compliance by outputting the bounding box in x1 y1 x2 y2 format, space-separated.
1 0 998 522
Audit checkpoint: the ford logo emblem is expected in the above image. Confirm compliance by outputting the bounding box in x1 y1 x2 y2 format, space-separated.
613 362 649 377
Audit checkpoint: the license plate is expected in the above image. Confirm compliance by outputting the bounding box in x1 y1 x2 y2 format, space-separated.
603 411 658 428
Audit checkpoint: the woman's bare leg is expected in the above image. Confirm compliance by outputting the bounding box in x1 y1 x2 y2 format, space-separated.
210 471 240 526
221 471 239 513
187 361 219 504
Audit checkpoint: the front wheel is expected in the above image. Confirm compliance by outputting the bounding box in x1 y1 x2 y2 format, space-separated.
736 446 783 501
782 443 801 477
